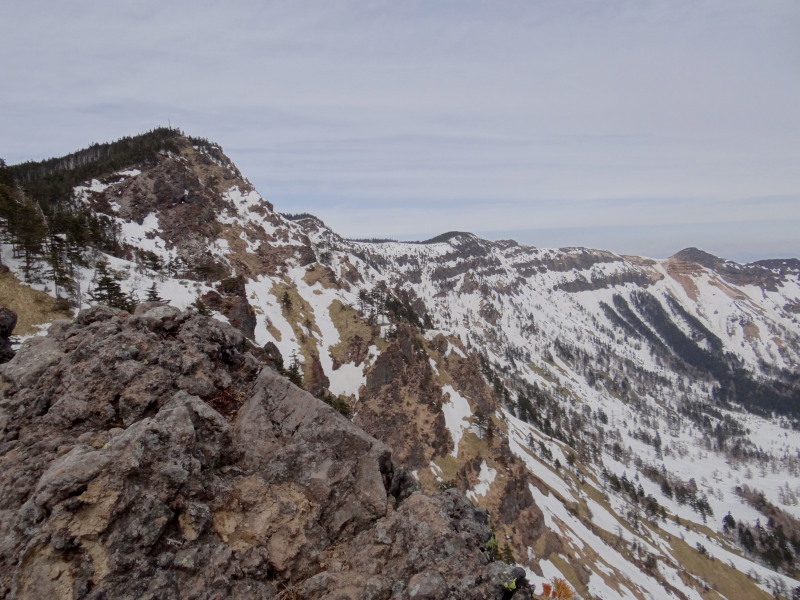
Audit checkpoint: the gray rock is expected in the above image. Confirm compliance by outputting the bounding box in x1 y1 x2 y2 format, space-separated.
32 445 109 510
0 306 505 600
407 572 447 599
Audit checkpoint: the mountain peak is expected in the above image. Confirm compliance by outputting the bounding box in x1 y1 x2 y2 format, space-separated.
669 246 724 267
420 231 477 244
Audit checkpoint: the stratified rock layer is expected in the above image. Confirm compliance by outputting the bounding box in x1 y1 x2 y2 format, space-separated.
0 305 508 600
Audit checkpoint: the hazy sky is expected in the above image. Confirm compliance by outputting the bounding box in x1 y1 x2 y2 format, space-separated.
2 1 799 261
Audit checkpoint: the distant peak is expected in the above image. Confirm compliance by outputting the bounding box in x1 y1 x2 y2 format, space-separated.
670 247 724 268
749 257 800 274
420 231 476 245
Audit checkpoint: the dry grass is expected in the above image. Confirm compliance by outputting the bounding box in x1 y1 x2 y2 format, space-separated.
424 343 456 387
742 321 760 340
528 362 558 384
432 454 459 482
0 272 73 335
665 259 701 301
458 431 489 461
267 321 283 342
275 582 303 600
270 280 321 380
415 468 441 494
179 140 253 196
302 264 338 289
572 475 765 600
218 227 266 277
668 537 771 600
327 300 385 365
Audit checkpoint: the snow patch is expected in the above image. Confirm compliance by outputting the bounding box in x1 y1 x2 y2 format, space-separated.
441 385 472 457
466 460 496 502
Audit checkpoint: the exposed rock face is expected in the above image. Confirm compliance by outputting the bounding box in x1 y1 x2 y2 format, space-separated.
670 246 786 289
357 326 452 469
201 288 257 340
304 353 331 398
0 306 16 363
0 305 508 600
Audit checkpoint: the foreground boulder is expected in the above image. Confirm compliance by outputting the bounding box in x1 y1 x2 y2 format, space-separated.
0 305 507 599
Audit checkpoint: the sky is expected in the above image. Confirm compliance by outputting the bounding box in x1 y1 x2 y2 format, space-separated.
2 1 799 262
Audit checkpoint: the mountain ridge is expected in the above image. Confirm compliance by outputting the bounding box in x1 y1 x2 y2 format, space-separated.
7 128 795 265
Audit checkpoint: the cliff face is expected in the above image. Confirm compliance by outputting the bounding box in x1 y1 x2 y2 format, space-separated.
0 305 506 600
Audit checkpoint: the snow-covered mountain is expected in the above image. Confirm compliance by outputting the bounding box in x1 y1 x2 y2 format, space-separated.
3 130 800 599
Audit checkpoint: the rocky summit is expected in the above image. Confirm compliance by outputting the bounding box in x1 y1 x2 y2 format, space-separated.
0 305 513 600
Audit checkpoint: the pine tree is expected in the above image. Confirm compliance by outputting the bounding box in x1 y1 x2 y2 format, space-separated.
90 262 134 311
46 233 73 298
146 282 162 302
0 159 11 187
281 291 292 312
140 251 163 273
286 350 303 387
13 202 48 280
192 298 210 315
472 410 491 439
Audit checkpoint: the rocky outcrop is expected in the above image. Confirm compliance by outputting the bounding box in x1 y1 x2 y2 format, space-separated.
202 276 257 340
356 326 452 469
0 306 16 363
71 137 312 281
305 354 331 398
671 247 785 290
0 305 508 600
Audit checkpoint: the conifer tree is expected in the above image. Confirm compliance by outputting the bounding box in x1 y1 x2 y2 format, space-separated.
46 233 73 298
90 261 134 311
472 410 491 439
146 282 162 302
192 298 210 315
281 291 292 311
286 350 303 386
